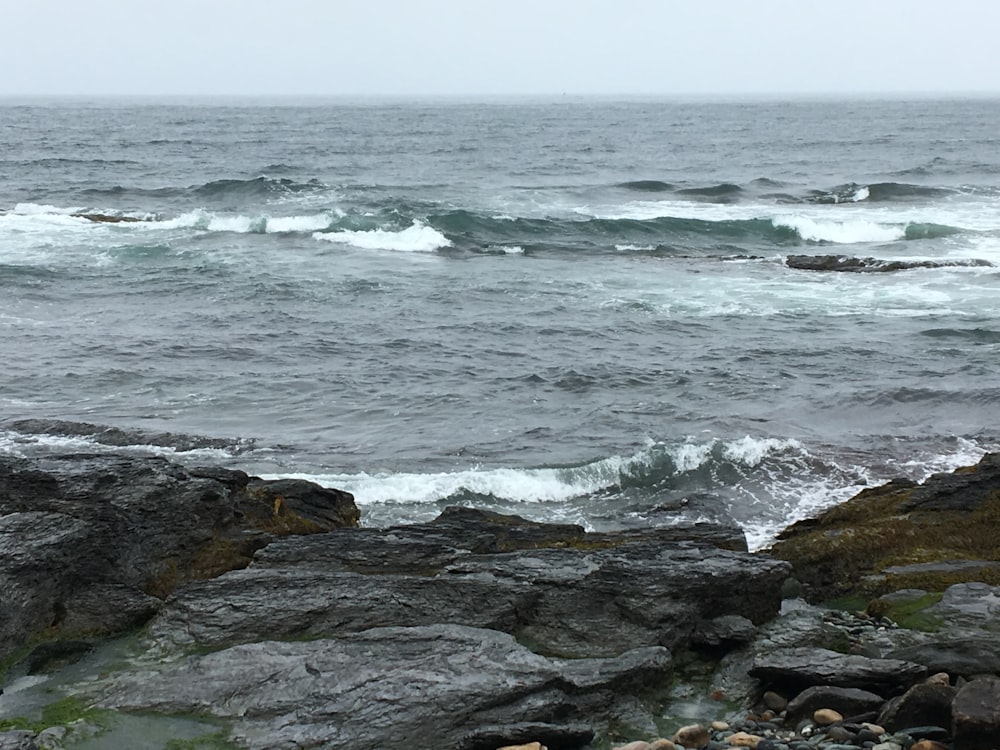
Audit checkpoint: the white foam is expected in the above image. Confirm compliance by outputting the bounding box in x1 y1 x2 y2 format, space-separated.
0 430 238 461
314 220 452 252
850 185 871 202
486 245 524 255
773 216 905 244
615 244 656 251
149 210 332 234
11 202 84 216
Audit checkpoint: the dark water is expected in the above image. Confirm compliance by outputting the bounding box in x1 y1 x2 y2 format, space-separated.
2 97 999 547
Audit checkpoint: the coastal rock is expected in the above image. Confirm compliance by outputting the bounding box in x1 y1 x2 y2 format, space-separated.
0 452 358 661
672 724 711 749
0 732 37 750
888 638 1000 678
749 647 926 694
94 624 669 750
769 453 1000 601
785 685 885 722
785 255 990 273
952 676 1000 750
877 681 956 732
145 509 788 659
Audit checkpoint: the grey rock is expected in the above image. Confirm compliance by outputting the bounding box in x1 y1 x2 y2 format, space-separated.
888 638 1000 679
785 255 990 273
877 682 955 733
0 453 358 661
694 615 758 648
952 675 1000 750
94 624 670 750
785 685 885 722
749 648 926 694
0 732 37 750
148 514 788 659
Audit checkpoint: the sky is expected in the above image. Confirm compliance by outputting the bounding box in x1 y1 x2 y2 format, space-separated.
2 0 998 98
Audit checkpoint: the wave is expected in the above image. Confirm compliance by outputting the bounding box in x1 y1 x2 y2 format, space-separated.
192 176 326 199
617 180 675 192
153 209 338 234
313 220 453 252
675 183 744 202
808 182 955 204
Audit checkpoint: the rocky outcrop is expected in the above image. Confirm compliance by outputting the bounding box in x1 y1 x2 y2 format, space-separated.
0 453 358 662
140 507 788 659
748 648 926 695
94 624 670 750
768 453 1000 601
785 255 991 272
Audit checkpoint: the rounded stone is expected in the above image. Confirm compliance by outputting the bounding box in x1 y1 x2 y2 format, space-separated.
763 690 788 712
910 742 947 750
614 742 652 750
727 732 762 749
674 725 712 750
712 722 731 732
813 709 843 726
650 741 677 750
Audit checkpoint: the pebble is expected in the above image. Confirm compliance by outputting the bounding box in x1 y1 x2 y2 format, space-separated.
727 732 762 749
825 726 856 743
674 725 711 750
813 709 843 726
763 691 788 711
712 722 731 732
650 741 676 750
910 742 948 750
497 744 546 750
861 724 887 737
614 742 652 750
872 743 903 750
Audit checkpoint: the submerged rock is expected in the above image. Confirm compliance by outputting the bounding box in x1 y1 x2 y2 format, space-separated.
785 254 990 272
94 624 669 750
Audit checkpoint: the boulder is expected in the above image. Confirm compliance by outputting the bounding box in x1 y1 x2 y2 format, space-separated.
749 648 926 695
93 624 670 750
0 453 358 661
877 681 956 733
888 639 1000 679
145 511 789 659
785 685 885 722
952 675 1000 750
785 255 990 273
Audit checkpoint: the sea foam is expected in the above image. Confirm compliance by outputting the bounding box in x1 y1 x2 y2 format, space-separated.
313 220 452 252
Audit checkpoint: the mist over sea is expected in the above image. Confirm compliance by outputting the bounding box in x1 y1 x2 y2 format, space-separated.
2 97 999 548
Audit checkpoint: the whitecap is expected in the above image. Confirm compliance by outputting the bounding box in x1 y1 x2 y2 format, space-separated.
313 220 452 252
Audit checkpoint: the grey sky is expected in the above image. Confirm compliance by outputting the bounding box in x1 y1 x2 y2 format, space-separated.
3 0 997 97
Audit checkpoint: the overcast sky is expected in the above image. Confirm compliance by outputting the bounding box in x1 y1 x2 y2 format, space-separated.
3 0 998 97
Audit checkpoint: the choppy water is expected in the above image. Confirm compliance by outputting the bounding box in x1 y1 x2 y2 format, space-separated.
2 97 999 548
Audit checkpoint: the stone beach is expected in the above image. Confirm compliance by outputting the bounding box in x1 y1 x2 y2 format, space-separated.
2 429 999 749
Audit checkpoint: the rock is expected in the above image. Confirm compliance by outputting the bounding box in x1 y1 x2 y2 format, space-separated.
877 681 956 733
0 731 38 750
94 624 660 750
694 615 758 648
952 675 1000 750
910 742 948 750
650 740 676 750
498 744 547 750
862 723 887 736
711 721 730 731
749 648 926 694
0 452 358 662
785 686 884 722
145 511 789 659
71 212 144 223
814 708 844 725
614 742 651 750
785 255 990 273
769 454 1000 601
762 690 788 712
888 638 1000 679
726 732 761 748
673 724 711 749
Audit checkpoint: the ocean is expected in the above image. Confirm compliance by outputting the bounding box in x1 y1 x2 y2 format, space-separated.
1 96 998 549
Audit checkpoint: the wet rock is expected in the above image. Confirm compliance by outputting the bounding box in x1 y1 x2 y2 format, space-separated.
749 648 926 694
888 638 1000 679
673 725 711 749
762 690 788 712
769 454 1000 601
785 686 884 722
147 513 788 659
814 708 844 725
785 255 990 273
94 624 663 750
0 731 38 750
0 452 358 661
694 615 758 648
877 681 956 733
952 675 1000 750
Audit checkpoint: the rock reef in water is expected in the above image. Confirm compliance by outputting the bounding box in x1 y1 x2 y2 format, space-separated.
785 254 991 272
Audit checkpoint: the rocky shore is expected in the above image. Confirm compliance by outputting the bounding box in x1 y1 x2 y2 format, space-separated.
2 431 999 749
